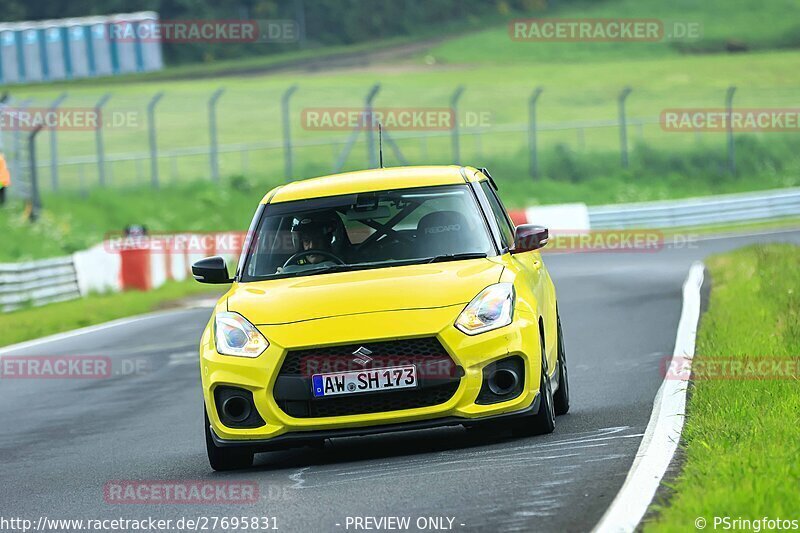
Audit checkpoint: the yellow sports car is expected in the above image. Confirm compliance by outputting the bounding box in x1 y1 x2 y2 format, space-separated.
193 165 569 470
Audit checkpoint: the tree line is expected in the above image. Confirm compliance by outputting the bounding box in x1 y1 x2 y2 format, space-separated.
2 0 551 65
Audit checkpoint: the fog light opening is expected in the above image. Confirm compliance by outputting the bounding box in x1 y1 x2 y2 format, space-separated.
222 396 251 423
488 368 519 396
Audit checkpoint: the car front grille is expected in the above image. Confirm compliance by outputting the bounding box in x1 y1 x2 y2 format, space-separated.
273 337 461 419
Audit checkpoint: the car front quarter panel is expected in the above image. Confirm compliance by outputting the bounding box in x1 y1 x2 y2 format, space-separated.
499 253 558 375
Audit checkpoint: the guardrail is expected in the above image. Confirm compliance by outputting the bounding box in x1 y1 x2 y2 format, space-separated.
588 187 800 229
0 256 82 313
1 188 798 314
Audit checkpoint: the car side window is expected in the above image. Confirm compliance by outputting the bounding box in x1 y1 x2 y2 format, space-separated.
480 181 514 249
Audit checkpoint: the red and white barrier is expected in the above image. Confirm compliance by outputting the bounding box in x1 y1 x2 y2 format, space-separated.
117 232 242 291
73 243 122 296
508 203 590 232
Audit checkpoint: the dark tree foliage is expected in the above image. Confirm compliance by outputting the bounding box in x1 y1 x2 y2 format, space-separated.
0 0 550 65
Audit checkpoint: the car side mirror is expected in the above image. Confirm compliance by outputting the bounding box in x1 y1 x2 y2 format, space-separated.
192 256 233 284
511 224 549 253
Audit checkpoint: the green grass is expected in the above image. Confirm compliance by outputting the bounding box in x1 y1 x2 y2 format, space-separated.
647 244 800 530
2 0 800 261
7 34 434 90
0 178 264 261
7 50 800 205
10 46 800 196
426 0 800 65
662 216 800 237
3 138 799 263
0 279 222 348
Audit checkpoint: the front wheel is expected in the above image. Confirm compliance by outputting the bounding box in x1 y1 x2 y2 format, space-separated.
512 345 556 437
205 409 254 471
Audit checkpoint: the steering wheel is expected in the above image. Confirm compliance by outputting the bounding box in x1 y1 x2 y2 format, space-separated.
282 249 346 268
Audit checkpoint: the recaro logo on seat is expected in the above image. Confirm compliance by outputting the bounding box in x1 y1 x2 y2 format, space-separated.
424 224 461 234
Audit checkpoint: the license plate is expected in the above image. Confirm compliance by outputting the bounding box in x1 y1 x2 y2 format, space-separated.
312 365 417 398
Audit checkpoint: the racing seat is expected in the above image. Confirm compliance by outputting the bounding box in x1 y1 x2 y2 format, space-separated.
415 211 471 257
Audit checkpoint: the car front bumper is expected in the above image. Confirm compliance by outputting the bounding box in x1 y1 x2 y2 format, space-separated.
200 304 543 444
208 396 540 451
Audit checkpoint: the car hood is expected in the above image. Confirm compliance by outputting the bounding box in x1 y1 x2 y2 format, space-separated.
227 259 504 325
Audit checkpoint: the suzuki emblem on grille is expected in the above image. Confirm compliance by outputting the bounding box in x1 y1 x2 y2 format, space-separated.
352 346 373 366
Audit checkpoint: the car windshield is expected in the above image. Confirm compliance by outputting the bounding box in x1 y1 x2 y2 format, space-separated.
240 184 495 281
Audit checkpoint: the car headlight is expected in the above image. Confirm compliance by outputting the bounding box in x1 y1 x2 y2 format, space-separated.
455 283 515 335
214 312 269 357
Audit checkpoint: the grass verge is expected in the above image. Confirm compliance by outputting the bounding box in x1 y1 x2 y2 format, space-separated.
648 243 800 530
14 49 800 193
661 216 800 237
0 280 223 348
1 174 798 262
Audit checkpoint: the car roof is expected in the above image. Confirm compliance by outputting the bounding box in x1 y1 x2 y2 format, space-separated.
262 165 488 204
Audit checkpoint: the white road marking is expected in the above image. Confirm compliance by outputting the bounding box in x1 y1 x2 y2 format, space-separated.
100 342 196 357
185 298 221 308
168 351 199 366
0 308 202 356
287 426 644 491
289 466 310 489
593 261 704 533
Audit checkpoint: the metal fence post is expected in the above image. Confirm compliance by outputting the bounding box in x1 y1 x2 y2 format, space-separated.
28 125 44 222
333 84 381 172
94 93 112 187
618 86 632 168
48 92 68 192
364 83 381 168
528 86 543 178
726 86 737 174
450 85 465 164
208 88 224 182
147 92 165 189
11 99 32 193
281 84 298 180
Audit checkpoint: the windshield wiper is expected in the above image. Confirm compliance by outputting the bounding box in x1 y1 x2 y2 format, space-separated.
287 264 357 277
283 261 393 278
260 255 489 280
426 252 488 264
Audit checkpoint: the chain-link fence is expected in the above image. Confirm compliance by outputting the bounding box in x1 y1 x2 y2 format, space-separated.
1 83 797 201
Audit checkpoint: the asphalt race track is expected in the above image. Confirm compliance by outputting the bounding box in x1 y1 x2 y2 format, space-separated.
1 229 798 532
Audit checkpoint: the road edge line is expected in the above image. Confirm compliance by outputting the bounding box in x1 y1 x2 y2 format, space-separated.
592 261 705 533
0 307 206 356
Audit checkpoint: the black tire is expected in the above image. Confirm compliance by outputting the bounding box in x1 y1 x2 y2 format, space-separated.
553 313 570 415
205 410 254 471
512 340 556 437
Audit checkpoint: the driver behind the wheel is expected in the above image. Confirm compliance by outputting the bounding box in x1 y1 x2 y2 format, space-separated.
293 216 335 265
